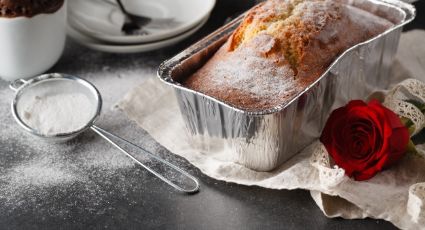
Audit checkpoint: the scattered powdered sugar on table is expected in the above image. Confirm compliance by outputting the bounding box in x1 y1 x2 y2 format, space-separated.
0 45 179 218
6 155 77 187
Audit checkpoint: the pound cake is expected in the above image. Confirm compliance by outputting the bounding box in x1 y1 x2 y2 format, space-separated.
183 0 393 111
0 0 64 18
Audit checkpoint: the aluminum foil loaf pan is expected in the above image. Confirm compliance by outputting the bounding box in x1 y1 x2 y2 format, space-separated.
158 0 416 172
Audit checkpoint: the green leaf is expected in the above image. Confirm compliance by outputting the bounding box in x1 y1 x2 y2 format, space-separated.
399 117 415 135
406 139 418 155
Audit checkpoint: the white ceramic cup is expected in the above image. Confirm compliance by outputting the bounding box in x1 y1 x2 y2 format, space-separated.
0 3 67 81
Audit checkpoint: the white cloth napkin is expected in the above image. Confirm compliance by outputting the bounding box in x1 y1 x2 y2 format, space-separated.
118 30 425 229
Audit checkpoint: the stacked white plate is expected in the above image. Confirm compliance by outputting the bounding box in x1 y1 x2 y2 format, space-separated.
67 0 215 53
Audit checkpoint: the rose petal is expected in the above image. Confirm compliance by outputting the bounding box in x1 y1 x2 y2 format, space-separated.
320 99 410 181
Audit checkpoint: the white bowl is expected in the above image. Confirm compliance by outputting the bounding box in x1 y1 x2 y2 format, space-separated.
67 14 209 53
68 0 215 44
0 3 67 81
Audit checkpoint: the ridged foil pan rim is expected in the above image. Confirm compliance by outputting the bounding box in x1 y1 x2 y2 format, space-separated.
157 0 416 116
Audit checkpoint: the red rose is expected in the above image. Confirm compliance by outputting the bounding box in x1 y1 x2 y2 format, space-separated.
320 100 410 181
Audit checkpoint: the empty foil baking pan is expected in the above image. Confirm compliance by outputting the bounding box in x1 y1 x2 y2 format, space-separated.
158 0 416 171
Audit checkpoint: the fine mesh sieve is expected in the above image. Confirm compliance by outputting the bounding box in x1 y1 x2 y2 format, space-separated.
10 73 199 194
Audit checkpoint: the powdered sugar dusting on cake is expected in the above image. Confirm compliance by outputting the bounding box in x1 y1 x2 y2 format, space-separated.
188 33 301 110
294 0 341 24
211 54 296 99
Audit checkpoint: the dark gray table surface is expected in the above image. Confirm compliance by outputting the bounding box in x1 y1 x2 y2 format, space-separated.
0 1 424 229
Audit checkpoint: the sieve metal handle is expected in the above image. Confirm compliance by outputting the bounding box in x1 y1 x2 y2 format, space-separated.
90 125 200 194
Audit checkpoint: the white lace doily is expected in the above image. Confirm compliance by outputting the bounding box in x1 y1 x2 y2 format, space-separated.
384 79 425 135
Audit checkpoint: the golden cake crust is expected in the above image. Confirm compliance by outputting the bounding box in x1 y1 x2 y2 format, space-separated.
184 0 394 111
